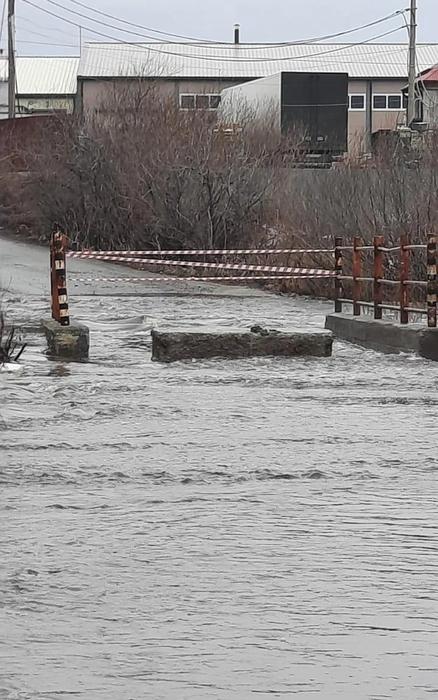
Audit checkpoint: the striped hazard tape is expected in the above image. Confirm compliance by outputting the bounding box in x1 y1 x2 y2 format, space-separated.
67 252 334 276
67 247 333 257
69 275 332 283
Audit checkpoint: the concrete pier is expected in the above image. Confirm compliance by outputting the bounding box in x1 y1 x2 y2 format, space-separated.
151 328 333 363
325 313 438 360
41 318 89 360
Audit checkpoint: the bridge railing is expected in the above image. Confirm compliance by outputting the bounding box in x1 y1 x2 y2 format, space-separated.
53 235 437 330
334 234 437 328
50 231 70 326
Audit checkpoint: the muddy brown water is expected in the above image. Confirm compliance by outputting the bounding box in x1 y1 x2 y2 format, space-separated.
1 243 438 699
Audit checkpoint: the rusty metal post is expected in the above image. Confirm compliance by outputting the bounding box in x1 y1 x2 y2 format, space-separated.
400 234 410 324
51 231 70 326
427 233 437 328
353 236 362 316
334 236 343 313
50 232 59 322
373 235 383 320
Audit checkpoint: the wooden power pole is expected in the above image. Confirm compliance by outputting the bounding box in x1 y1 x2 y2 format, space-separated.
407 0 417 126
8 0 16 119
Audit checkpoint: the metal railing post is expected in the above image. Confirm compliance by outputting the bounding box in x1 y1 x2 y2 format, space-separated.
373 235 383 320
51 231 70 327
427 232 437 328
334 236 343 313
400 234 410 325
50 232 59 322
353 236 362 316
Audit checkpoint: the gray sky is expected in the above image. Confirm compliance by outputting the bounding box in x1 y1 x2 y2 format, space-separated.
1 0 437 56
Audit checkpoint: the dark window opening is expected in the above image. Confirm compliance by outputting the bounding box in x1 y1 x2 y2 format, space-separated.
350 95 365 110
388 95 402 110
373 95 387 109
180 94 195 109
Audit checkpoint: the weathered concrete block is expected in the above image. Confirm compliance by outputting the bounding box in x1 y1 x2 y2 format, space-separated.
418 328 438 361
151 328 332 363
325 313 438 360
41 318 89 360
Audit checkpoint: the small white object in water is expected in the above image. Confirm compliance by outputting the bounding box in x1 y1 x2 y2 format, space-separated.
0 362 23 373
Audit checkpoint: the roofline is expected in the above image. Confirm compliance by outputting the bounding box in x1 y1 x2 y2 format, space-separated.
81 41 438 47
18 92 76 97
77 74 409 82
15 55 80 59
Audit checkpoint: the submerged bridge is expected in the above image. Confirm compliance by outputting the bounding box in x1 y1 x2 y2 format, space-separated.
44 232 438 361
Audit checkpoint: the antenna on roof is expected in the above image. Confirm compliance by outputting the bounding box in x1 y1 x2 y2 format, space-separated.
234 24 240 45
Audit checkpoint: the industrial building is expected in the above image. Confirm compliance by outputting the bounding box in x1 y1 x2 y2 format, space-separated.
0 56 79 118
76 41 438 151
1 41 438 153
413 64 438 126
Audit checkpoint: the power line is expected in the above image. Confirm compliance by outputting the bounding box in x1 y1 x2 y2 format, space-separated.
16 23 72 39
58 0 220 44
18 13 82 39
50 0 408 48
16 39 78 46
21 1 407 65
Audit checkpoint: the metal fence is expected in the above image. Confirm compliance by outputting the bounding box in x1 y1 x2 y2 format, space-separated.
334 234 437 328
51 232 437 330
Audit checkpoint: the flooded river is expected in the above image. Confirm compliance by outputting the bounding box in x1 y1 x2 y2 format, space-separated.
1 238 438 699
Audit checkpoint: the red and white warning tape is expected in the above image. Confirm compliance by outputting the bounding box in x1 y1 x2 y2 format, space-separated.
67 247 333 257
70 275 331 283
67 252 334 276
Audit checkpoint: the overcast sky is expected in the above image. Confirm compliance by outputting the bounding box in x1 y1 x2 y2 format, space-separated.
1 0 437 57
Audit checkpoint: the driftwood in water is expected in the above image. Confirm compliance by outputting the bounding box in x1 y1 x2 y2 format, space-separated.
0 313 26 363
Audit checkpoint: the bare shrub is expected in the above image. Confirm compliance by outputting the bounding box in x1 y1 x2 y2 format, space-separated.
0 312 26 364
25 84 305 254
5 83 438 306
270 133 438 300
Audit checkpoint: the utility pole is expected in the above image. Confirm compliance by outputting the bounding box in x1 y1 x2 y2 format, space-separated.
407 0 417 126
7 0 16 119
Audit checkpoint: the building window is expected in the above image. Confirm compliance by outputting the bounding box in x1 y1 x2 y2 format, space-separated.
195 94 210 110
179 93 222 110
180 94 195 110
372 94 404 111
388 95 402 110
373 95 387 110
209 94 221 109
349 94 365 110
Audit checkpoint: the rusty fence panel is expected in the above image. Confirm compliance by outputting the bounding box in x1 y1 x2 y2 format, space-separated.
427 233 437 328
352 237 362 316
373 236 383 320
334 237 343 313
400 235 410 324
51 231 70 326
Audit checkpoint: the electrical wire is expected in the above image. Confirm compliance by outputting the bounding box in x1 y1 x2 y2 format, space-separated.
17 23 73 40
21 1 407 66
17 39 79 46
18 13 83 39
50 0 408 48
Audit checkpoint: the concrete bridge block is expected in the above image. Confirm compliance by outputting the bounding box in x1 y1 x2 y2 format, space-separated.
325 313 438 360
151 328 332 363
41 318 89 360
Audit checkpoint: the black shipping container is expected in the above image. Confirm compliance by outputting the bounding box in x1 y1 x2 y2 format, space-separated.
281 72 348 155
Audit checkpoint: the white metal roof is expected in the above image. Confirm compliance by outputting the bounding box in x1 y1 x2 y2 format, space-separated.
0 57 79 95
78 42 438 80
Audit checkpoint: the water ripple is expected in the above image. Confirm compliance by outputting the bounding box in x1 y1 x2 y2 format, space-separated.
1 291 438 699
